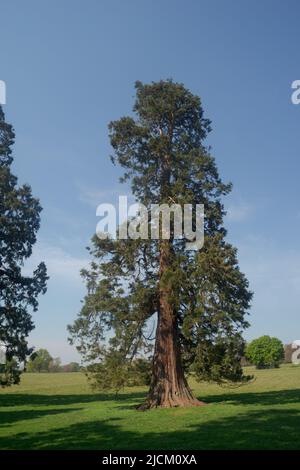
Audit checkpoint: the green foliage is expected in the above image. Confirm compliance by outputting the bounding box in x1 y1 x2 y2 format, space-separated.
26 349 53 373
0 107 48 386
85 355 151 393
69 80 252 392
85 352 131 393
131 358 152 386
245 336 284 369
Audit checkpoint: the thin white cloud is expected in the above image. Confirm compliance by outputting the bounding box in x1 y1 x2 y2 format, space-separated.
79 187 116 208
226 202 253 222
77 182 133 208
23 241 89 284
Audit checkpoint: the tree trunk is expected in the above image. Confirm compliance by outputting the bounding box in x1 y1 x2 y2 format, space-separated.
138 240 205 410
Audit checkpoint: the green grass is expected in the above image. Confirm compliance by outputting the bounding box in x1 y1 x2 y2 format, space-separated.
0 364 300 450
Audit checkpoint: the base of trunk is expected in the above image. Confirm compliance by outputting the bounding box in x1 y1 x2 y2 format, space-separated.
137 381 207 410
137 397 206 411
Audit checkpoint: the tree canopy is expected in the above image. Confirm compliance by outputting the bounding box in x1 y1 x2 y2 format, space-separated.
246 336 284 369
0 107 48 386
69 80 252 408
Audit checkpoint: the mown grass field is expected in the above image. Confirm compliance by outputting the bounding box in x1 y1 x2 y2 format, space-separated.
0 365 300 450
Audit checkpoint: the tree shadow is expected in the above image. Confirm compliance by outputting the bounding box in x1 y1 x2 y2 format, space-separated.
0 408 82 427
1 388 300 449
199 388 300 406
0 391 146 408
2 388 299 409
1 407 300 450
99 388 300 411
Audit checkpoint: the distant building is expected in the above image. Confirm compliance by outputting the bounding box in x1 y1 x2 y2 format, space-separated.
284 342 300 363
0 345 6 364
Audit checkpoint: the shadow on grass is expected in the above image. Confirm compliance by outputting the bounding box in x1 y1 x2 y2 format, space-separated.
200 388 300 406
0 391 146 407
1 407 300 450
1 388 300 449
1 387 299 409
0 408 82 427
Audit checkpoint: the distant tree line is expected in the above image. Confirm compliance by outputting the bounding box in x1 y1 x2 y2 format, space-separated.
26 349 81 373
26 340 299 379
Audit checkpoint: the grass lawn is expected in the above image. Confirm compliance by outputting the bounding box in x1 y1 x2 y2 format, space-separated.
0 364 300 450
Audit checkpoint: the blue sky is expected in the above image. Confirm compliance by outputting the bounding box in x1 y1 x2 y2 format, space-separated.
2 0 300 361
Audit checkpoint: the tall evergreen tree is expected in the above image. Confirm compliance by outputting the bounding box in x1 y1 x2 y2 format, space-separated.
0 107 47 386
69 80 252 409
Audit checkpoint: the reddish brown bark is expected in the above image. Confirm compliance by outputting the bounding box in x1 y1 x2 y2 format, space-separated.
138 240 205 410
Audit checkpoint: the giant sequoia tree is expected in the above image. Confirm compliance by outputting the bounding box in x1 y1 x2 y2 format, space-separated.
69 80 252 409
0 107 47 386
